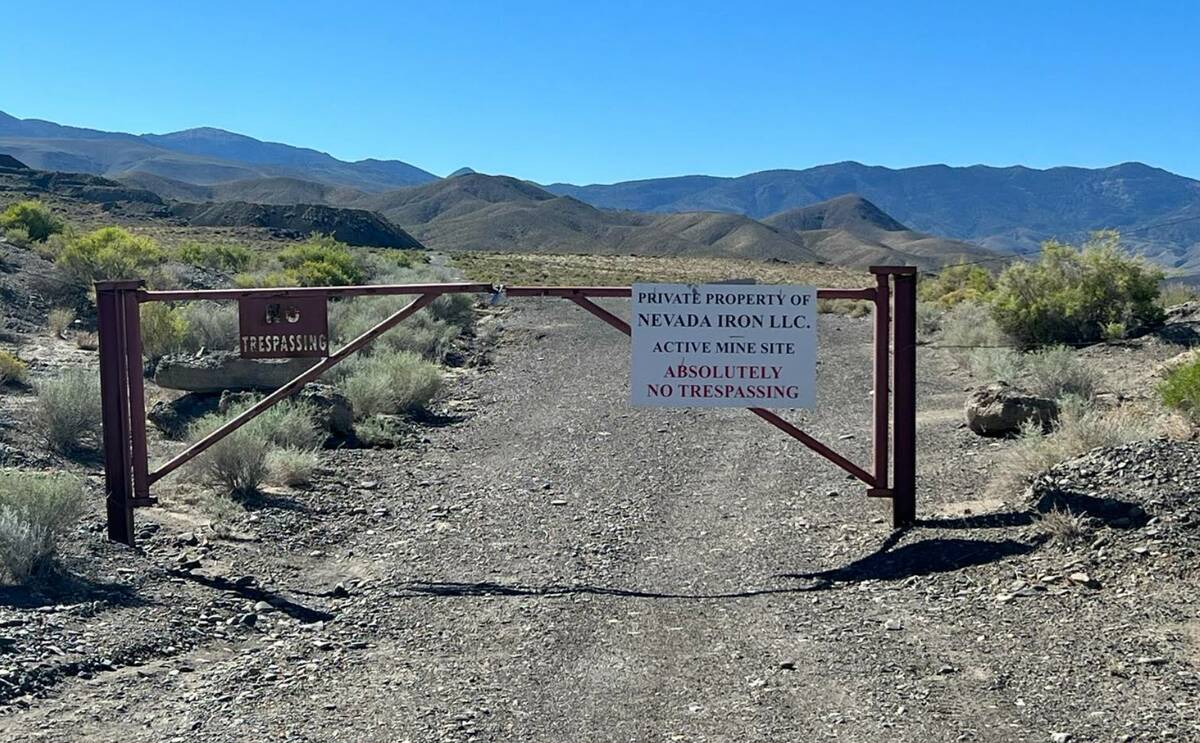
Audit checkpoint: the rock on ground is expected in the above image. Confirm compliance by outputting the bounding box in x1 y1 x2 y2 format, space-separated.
965 381 1058 436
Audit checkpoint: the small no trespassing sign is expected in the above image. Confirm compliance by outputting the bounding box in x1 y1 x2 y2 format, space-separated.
630 283 816 408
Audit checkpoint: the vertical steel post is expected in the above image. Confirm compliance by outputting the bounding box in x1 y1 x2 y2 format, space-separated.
891 269 918 527
870 270 890 493
121 287 150 503
96 280 140 545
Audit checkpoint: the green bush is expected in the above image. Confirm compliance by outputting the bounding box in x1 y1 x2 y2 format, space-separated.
276 234 364 287
172 241 254 273
990 232 1164 347
3 226 30 247
34 369 103 453
341 349 443 418
0 200 64 242
56 227 164 288
139 303 187 360
0 470 86 582
1159 358 1200 420
0 351 28 386
919 263 996 307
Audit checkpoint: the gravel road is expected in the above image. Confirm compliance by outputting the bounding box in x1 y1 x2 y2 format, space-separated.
2 300 1198 742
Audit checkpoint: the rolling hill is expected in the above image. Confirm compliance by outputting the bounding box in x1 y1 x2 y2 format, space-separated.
0 110 437 192
547 162 1200 267
109 169 995 268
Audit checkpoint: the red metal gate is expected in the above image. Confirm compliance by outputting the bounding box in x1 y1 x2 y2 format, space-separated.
95 266 917 546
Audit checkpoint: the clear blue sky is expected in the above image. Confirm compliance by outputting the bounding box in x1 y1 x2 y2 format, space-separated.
3 1 1198 183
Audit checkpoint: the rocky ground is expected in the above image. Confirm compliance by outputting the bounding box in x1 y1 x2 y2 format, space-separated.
0 299 1198 742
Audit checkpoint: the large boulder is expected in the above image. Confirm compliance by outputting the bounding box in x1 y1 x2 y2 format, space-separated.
154 351 316 393
965 382 1058 436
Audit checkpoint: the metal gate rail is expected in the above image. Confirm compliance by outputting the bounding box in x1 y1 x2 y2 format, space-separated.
95 266 917 546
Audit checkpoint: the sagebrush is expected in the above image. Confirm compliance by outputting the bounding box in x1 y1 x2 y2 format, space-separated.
0 469 86 582
340 349 443 418
34 369 103 453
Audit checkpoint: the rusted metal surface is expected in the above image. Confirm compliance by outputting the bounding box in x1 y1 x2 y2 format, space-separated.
891 269 918 527
141 283 493 302
142 283 875 303
148 293 436 485
870 269 891 492
238 294 330 359
96 281 140 545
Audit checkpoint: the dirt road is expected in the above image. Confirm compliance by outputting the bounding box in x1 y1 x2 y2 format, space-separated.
2 301 1197 741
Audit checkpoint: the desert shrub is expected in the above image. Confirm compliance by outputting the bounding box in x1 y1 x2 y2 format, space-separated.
988 405 1167 496
188 414 271 496
430 293 476 331
0 351 28 386
55 227 164 289
968 347 1023 383
1023 346 1099 400
188 399 322 496
139 303 187 361
990 232 1164 347
254 400 323 450
354 414 409 448
34 369 103 453
178 301 238 351
938 301 1009 365
0 470 86 582
172 241 254 273
3 227 30 247
329 296 462 361
341 349 442 418
0 200 64 242
916 302 943 338
1158 282 1199 308
276 234 364 287
919 263 995 307
1159 357 1200 420
48 307 76 338
816 299 872 317
265 447 319 487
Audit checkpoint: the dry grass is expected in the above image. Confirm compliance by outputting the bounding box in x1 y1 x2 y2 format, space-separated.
265 448 320 488
452 252 864 289
1033 507 1093 546
48 307 76 339
989 405 1175 498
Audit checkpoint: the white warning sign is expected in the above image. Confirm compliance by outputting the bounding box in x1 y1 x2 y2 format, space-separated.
630 283 817 408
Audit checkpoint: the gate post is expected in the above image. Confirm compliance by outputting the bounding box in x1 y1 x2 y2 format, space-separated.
96 280 142 545
891 268 918 527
